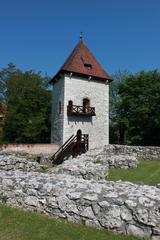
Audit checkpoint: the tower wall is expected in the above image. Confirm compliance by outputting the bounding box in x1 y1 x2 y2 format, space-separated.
63 74 109 149
51 76 64 146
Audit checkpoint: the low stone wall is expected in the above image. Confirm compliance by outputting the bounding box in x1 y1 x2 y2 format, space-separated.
0 154 44 172
51 152 138 180
52 154 109 180
86 148 139 169
0 144 160 239
105 155 138 168
0 170 160 240
104 145 160 160
0 144 59 155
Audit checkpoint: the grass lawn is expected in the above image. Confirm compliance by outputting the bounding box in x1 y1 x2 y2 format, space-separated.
107 160 160 185
0 205 140 240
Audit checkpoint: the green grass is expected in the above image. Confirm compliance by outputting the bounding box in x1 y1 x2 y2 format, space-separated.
0 205 140 240
35 166 49 173
107 160 160 185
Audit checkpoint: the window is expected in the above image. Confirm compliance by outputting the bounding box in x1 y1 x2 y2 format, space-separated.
68 100 73 113
83 98 90 113
68 100 73 106
81 57 92 69
77 129 82 142
84 63 92 69
59 101 62 114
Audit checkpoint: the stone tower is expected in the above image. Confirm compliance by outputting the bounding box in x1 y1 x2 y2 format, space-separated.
50 39 112 149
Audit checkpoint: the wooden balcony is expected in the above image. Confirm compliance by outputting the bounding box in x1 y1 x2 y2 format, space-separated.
67 105 96 117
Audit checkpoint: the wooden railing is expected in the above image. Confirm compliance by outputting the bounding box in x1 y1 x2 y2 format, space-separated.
51 133 89 165
67 105 96 116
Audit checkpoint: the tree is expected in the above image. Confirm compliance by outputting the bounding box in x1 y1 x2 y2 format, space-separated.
2 66 51 143
117 70 160 146
109 70 130 144
0 63 18 103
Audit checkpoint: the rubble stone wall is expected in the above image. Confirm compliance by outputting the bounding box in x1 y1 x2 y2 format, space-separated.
0 155 44 172
0 171 160 240
0 144 160 239
104 145 160 160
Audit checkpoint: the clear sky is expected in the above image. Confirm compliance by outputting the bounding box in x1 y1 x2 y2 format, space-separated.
0 0 160 77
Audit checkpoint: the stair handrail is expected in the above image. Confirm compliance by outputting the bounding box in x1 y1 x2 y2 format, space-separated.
51 133 89 164
55 135 77 158
53 137 78 164
51 134 75 160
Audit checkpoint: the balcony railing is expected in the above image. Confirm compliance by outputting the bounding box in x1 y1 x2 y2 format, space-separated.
67 105 96 116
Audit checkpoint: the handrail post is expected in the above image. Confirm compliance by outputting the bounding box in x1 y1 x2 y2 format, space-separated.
51 132 89 165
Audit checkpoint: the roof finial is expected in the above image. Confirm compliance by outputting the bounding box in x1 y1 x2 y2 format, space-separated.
79 32 83 41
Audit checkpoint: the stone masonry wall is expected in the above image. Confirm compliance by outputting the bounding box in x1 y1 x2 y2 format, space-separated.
0 171 160 240
51 76 65 146
0 145 160 239
63 75 109 149
104 145 160 160
51 150 138 180
0 154 44 172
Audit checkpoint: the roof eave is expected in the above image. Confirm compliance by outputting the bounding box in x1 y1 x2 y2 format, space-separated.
50 70 113 84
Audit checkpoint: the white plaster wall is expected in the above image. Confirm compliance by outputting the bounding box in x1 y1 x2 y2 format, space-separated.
51 76 64 145
63 74 109 149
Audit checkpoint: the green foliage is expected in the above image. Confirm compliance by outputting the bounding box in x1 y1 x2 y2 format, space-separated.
35 166 49 173
0 194 8 204
95 159 104 165
0 131 3 144
0 205 140 240
110 70 160 145
1 64 51 143
0 63 18 103
110 70 130 144
107 160 160 185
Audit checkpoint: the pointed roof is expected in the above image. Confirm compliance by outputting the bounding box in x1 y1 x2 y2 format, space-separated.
51 40 112 83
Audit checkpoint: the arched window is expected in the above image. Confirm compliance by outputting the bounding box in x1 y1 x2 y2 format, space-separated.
68 100 73 113
59 101 62 114
77 129 82 142
83 98 90 113
68 100 73 106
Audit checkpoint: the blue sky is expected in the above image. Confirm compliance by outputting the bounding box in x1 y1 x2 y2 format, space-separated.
0 0 160 77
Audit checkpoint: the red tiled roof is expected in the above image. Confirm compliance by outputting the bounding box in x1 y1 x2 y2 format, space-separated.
51 40 112 82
